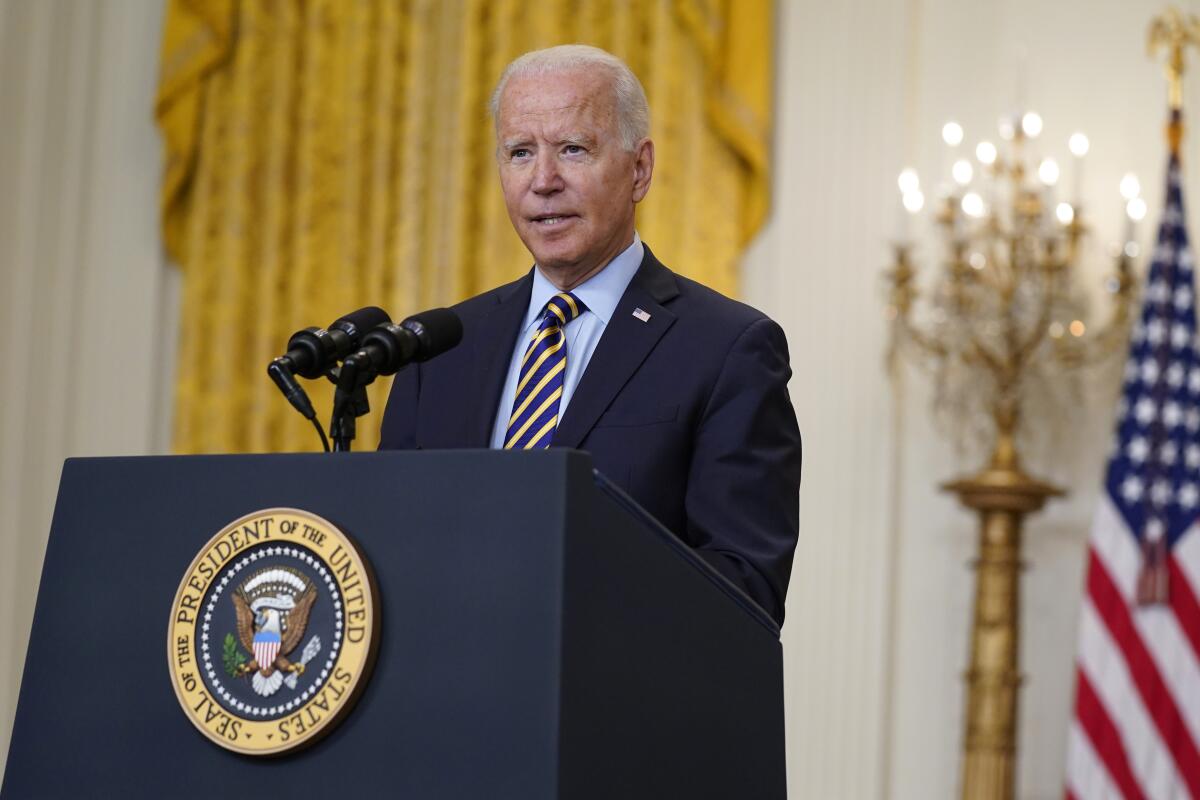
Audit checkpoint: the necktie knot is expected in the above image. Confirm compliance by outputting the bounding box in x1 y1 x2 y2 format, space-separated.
543 292 586 328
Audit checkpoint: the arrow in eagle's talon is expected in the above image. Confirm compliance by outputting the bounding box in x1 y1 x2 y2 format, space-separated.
284 635 322 691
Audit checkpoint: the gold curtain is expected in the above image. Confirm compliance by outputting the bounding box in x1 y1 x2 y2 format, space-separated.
156 0 774 454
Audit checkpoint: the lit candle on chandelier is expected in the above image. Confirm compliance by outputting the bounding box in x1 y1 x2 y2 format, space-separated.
1122 172 1144 247
976 140 998 210
1038 157 1060 228
1068 132 1089 208
942 121 964 197
898 168 923 241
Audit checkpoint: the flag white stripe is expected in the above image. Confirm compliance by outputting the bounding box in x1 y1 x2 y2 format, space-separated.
1066 720 1123 800
1077 597 1187 799
1091 494 1142 597
1093 496 1200 748
1136 604 1200 751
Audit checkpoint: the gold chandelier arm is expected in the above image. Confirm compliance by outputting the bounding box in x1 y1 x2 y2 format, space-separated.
965 331 1005 375
1014 293 1055 369
885 244 951 367
1085 283 1136 360
1049 251 1137 369
892 315 948 362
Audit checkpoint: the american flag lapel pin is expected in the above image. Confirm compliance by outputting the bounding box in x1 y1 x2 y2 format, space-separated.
632 308 651 323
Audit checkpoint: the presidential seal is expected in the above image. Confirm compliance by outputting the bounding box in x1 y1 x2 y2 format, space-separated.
168 508 379 755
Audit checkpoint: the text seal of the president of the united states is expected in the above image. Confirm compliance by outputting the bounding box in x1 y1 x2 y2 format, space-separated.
168 508 379 755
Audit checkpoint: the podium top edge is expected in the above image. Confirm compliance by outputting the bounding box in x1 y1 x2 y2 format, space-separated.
62 449 589 466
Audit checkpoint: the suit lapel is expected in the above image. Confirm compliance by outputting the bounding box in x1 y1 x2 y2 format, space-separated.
468 273 533 446
553 248 680 449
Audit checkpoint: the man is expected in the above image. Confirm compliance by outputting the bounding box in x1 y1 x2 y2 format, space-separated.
379 45 801 625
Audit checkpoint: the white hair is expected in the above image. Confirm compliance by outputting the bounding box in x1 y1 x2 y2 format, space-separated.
488 45 650 151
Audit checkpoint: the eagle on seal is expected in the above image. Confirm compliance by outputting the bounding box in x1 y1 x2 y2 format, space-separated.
232 567 316 697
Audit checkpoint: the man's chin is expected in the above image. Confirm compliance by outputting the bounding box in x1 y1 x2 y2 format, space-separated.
534 258 585 278
525 240 584 272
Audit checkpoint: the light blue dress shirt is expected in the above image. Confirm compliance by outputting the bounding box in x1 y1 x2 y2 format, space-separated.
489 233 645 449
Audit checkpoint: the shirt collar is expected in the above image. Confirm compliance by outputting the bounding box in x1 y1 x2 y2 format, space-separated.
524 232 644 331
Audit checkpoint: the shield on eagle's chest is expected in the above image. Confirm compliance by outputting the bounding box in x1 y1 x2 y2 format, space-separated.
253 631 281 670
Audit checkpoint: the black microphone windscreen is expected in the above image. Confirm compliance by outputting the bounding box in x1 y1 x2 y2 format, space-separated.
331 306 391 339
401 308 463 361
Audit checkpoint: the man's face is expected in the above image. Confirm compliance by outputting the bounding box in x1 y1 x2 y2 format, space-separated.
495 69 653 287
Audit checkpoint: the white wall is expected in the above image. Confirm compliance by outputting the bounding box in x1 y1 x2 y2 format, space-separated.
743 1 1200 798
742 2 908 797
0 0 172 784
1 0 1196 796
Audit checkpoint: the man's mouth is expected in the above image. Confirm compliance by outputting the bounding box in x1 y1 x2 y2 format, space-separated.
530 214 576 227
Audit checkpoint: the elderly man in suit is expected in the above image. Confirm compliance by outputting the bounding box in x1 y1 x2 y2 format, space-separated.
379 44 801 625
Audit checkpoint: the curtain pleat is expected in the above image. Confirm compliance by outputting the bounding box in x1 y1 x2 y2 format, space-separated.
156 0 773 453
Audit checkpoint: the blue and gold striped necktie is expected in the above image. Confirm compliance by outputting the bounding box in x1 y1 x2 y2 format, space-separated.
505 292 587 449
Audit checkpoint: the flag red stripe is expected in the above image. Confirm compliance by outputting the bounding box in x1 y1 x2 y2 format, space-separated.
1088 549 1200 796
1073 666 1147 800
254 642 279 667
1169 555 1200 665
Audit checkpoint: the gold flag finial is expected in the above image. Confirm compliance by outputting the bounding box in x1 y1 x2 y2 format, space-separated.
1148 6 1200 112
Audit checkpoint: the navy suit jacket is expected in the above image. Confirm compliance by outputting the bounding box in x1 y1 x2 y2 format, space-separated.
379 246 802 624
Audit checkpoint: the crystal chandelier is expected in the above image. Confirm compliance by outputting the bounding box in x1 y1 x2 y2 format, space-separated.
886 115 1140 465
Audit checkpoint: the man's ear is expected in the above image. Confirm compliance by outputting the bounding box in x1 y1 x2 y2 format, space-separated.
631 138 655 203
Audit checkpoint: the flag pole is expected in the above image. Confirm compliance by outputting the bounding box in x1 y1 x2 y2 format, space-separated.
1148 6 1200 157
1149 7 1199 109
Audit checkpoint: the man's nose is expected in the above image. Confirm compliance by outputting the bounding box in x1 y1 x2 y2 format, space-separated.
531 152 564 195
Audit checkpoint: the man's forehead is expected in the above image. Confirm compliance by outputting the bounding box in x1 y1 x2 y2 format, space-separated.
497 70 615 123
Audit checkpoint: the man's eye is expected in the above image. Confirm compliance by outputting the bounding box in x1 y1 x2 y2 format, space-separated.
511 148 531 159
564 145 585 155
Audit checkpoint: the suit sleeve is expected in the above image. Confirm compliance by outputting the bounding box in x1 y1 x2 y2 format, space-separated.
378 362 420 450
685 317 802 625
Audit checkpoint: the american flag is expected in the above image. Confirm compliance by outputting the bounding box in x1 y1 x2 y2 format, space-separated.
1067 150 1200 799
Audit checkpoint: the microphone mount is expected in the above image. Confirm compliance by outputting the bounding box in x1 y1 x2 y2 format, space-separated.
329 358 374 452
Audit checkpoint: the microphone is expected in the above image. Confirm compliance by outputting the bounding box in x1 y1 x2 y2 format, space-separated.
267 306 391 422
346 307 463 376
328 308 461 452
273 306 392 379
